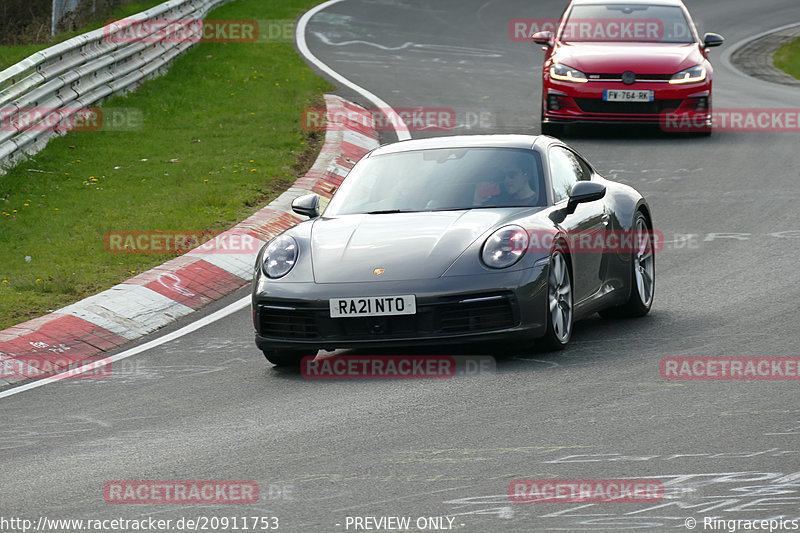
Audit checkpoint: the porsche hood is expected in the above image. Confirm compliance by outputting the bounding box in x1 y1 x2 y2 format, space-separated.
309 210 532 283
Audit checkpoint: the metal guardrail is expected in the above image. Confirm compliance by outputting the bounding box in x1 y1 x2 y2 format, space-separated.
0 0 230 172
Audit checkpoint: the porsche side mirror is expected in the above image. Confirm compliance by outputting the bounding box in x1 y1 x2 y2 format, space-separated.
703 32 724 48
292 193 321 218
566 181 606 214
531 31 554 46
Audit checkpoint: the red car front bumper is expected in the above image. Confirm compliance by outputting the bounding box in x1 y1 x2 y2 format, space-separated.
542 78 711 127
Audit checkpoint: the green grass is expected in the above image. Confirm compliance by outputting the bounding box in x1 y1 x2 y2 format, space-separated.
0 0 335 329
774 36 800 80
0 2 164 70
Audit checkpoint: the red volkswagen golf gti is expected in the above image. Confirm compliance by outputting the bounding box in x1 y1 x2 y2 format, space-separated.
533 0 723 135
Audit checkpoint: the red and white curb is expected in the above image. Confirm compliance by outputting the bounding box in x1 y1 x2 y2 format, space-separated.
0 95 379 386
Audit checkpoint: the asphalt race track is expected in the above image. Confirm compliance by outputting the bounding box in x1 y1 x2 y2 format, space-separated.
2 1 800 531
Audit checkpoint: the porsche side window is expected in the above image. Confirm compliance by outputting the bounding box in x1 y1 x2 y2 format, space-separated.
549 146 582 203
572 152 592 181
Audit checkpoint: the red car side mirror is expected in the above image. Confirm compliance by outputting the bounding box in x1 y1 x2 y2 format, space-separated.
531 31 554 47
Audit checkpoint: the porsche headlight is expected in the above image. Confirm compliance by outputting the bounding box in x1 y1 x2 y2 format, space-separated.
481 226 529 269
262 235 298 278
550 63 589 83
669 65 706 84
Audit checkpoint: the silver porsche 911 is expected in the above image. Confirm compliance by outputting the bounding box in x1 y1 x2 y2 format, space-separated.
252 135 655 366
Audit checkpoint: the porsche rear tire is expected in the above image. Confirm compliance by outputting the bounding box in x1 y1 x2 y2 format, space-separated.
601 211 655 318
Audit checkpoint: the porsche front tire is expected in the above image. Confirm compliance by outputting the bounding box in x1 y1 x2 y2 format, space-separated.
262 350 309 367
539 249 573 351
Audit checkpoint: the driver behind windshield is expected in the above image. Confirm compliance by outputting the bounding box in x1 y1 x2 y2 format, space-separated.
482 167 539 207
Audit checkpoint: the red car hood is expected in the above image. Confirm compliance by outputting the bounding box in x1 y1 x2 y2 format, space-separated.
554 43 702 75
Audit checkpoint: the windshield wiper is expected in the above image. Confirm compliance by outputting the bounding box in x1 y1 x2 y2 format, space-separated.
365 209 415 214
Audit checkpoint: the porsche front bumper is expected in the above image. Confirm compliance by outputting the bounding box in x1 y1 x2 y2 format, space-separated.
253 266 549 352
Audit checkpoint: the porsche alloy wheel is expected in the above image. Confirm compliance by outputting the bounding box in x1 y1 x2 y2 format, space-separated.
631 213 655 312
540 249 573 350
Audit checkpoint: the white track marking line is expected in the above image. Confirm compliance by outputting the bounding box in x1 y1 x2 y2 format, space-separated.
721 21 800 86
2 1 403 400
296 0 411 141
0 296 250 400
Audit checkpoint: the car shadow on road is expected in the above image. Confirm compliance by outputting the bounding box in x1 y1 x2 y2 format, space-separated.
556 123 712 140
264 310 664 382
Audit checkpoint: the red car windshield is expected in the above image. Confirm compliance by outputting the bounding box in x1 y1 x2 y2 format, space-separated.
560 4 695 44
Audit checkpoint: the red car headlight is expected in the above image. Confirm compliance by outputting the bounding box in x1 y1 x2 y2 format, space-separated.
670 65 707 84
550 63 589 83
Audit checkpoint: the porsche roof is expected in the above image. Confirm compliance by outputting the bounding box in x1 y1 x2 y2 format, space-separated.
570 0 685 6
370 135 542 157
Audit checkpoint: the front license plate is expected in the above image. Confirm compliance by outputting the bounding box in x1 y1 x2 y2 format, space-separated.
330 295 416 318
603 90 654 102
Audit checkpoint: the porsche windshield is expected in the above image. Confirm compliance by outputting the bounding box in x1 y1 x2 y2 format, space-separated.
560 5 695 44
323 147 546 216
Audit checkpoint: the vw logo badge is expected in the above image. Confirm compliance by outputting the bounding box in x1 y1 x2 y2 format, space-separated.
622 71 636 85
